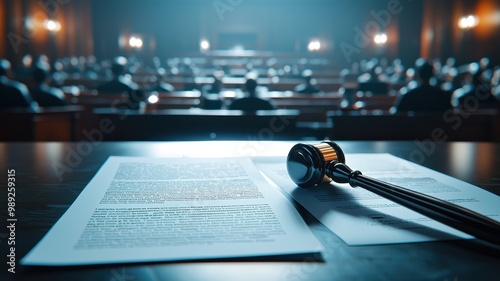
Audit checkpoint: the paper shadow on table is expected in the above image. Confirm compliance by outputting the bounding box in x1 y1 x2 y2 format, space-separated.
19 252 324 274
290 182 467 243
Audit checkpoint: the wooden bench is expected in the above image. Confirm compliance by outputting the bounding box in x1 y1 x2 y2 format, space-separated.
0 105 84 141
92 108 300 141
327 109 499 141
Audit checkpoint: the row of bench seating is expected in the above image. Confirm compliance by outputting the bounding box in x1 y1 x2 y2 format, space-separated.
60 77 405 93
1 105 498 142
63 91 399 123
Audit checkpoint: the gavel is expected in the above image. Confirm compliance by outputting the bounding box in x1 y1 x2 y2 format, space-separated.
286 141 500 246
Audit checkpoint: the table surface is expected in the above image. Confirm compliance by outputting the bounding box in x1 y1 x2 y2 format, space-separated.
1 140 499 281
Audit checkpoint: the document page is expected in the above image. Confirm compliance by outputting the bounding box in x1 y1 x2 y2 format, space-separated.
21 157 323 266
255 154 500 245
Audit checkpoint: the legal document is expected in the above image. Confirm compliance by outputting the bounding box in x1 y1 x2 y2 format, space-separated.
21 157 323 266
255 154 500 245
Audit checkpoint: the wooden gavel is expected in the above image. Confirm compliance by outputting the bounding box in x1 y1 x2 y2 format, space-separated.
286 141 500 246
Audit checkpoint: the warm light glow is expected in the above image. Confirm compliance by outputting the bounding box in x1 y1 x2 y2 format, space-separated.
129 36 143 48
44 19 61 32
494 11 500 24
374 33 388 45
200 40 210 50
458 15 479 29
307 40 321 52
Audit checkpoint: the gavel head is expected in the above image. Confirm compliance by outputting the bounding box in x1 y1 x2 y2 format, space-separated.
286 141 345 188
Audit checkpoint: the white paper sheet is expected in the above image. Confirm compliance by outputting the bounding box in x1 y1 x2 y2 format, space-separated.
21 157 323 266
255 154 500 245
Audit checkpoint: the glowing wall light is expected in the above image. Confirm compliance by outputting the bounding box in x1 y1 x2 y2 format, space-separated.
200 40 210 51
307 40 321 52
374 33 388 45
458 15 479 29
44 19 61 32
129 36 143 49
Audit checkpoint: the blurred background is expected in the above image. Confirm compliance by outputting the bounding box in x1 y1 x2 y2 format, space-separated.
1 0 499 142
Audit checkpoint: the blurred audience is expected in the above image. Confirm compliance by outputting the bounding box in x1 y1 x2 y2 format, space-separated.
146 68 175 93
30 61 67 107
51 59 69 86
95 56 138 94
451 62 499 109
0 59 38 110
2 52 500 115
228 73 276 111
356 58 390 95
393 59 452 112
15 54 34 81
204 70 224 94
295 69 321 94
200 71 225 109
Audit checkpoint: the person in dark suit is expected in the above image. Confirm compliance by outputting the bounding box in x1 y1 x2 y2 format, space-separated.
393 60 452 112
95 56 138 94
30 61 67 107
0 59 37 110
228 76 276 111
295 69 321 94
96 56 145 110
357 65 389 95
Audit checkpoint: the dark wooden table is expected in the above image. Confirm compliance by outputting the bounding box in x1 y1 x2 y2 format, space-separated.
1 141 499 281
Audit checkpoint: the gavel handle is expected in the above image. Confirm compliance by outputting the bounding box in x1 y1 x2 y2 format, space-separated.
330 163 500 246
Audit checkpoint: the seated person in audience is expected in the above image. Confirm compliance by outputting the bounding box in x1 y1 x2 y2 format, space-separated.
146 68 175 93
357 65 389 95
440 67 458 93
203 70 224 93
295 69 321 94
491 66 500 97
357 58 380 83
393 60 452 112
340 68 359 89
479 57 492 81
123 89 147 111
82 56 100 80
15 54 34 81
451 63 499 109
180 62 199 91
30 61 67 107
441 57 456 77
51 59 69 86
491 66 499 86
156 68 175 92
200 71 224 109
388 60 406 84
0 59 38 110
228 75 276 111
95 56 138 94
